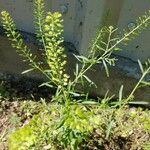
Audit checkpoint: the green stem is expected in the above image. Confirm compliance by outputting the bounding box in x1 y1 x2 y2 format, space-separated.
125 66 150 105
109 16 150 52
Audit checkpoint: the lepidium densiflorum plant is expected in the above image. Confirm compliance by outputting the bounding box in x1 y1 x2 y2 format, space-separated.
34 0 69 88
1 0 150 149
1 7 70 103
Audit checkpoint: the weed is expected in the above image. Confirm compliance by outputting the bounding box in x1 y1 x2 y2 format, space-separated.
1 0 150 149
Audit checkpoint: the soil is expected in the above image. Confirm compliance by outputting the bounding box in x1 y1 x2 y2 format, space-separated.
0 73 150 150
0 73 53 150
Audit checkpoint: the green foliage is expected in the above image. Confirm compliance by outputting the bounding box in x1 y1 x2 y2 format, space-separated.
1 11 34 63
144 143 150 150
55 104 101 149
8 114 45 150
7 104 100 150
125 59 150 103
34 0 45 43
43 12 69 88
7 104 150 150
1 3 150 104
1 0 150 149
89 10 150 76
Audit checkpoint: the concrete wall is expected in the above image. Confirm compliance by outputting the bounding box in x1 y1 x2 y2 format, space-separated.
0 0 150 103
0 0 150 61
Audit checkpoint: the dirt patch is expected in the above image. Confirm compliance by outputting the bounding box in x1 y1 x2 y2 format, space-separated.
0 74 150 150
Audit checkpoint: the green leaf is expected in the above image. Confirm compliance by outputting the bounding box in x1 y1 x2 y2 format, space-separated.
141 81 150 86
75 64 79 76
105 119 114 139
39 82 54 88
102 60 109 77
119 85 124 101
21 68 35 74
81 101 98 105
69 91 81 97
83 75 92 84
138 59 144 73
